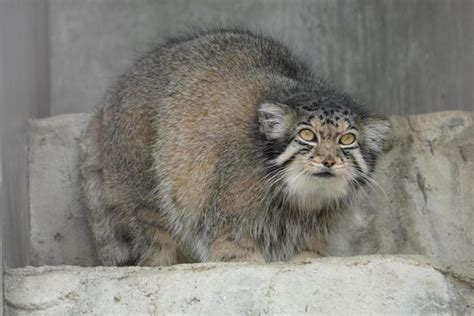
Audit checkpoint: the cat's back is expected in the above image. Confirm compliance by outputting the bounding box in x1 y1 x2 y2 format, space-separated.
99 30 309 144
129 29 310 116
81 29 312 215
144 30 307 211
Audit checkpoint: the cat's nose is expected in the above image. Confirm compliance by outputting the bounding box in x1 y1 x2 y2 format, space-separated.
322 159 336 168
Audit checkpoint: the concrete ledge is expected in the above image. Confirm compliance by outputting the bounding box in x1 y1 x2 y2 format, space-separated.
4 256 473 315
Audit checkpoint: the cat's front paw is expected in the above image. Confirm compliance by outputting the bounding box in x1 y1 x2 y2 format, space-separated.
209 237 266 264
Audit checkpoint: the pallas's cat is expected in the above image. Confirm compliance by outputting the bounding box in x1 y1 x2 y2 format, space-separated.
80 29 391 266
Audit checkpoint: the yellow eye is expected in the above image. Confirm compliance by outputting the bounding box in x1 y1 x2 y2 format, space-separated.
298 129 316 141
339 133 356 145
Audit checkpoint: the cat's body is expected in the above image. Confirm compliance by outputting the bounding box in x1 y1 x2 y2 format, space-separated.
80 29 391 266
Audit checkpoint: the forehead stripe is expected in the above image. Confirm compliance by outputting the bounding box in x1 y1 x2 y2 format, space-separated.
297 122 313 127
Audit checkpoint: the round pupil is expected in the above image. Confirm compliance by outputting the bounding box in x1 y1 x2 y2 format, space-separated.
341 134 355 144
300 129 315 141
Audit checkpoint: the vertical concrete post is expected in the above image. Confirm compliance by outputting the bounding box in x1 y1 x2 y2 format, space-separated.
0 5 49 313
1 160 3 316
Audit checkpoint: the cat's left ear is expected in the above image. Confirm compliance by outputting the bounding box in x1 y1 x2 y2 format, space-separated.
257 101 295 140
360 117 392 153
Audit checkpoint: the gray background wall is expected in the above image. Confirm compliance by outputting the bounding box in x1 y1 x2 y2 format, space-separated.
0 0 49 269
0 1 49 313
1 0 474 272
49 0 474 116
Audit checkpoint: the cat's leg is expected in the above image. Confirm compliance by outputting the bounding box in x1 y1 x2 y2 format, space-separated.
290 237 328 263
209 232 265 263
134 208 192 266
137 230 191 266
87 205 134 266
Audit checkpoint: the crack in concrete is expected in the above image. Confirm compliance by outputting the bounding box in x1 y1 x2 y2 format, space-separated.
432 265 474 293
262 267 290 314
459 146 469 163
416 170 428 209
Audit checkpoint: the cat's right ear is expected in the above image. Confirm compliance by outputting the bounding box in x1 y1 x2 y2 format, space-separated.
257 101 294 140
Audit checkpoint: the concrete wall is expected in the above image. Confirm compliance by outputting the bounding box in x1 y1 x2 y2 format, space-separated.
0 0 49 286
48 0 474 116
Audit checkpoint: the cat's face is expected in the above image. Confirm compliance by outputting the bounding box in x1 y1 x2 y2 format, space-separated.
258 99 391 210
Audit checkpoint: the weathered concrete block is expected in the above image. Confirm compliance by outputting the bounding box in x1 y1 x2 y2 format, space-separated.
4 256 473 315
28 114 98 266
329 111 474 264
27 111 474 266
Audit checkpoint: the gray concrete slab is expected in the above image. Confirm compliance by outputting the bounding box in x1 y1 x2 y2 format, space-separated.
329 111 474 264
28 114 98 267
4 256 473 315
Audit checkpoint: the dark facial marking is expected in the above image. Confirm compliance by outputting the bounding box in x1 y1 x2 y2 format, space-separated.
295 139 314 147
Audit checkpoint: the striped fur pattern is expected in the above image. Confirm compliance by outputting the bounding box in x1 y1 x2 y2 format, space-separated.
79 29 391 266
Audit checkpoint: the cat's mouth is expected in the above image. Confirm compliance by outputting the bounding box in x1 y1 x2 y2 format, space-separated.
313 171 336 178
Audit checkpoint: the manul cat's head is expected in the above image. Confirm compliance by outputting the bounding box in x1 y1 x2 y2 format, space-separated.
257 90 391 211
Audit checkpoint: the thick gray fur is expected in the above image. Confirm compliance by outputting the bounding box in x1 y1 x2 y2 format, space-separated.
80 28 391 266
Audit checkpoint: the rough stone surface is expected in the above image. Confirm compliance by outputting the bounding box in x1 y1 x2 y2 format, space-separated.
28 114 99 266
329 111 474 264
4 256 473 315
27 111 474 267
